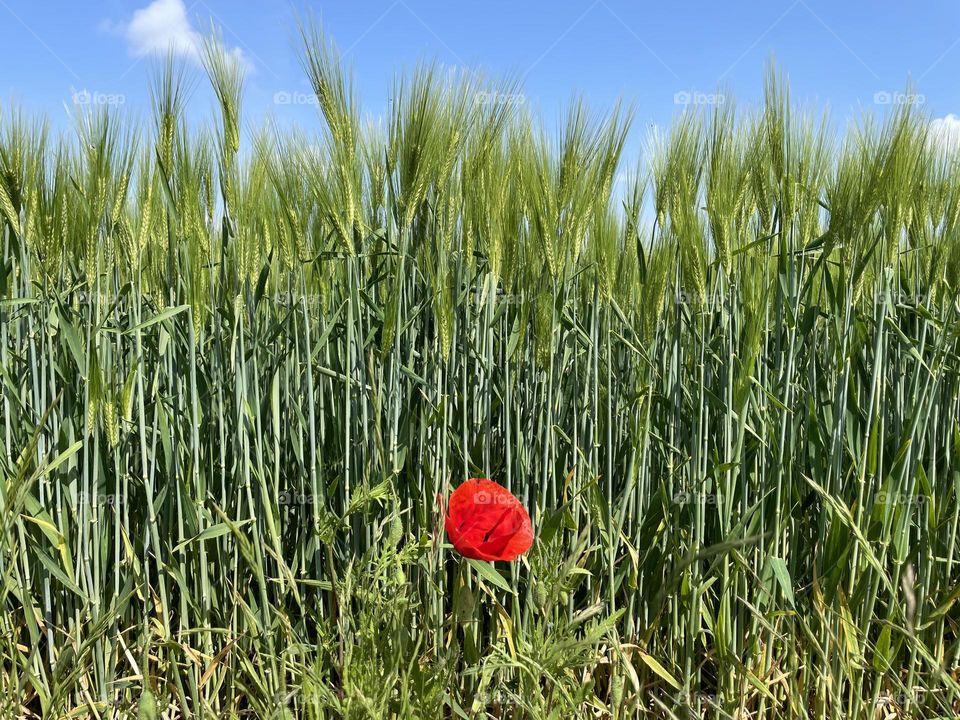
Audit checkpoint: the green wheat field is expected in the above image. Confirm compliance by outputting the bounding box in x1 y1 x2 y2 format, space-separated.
2 22 960 720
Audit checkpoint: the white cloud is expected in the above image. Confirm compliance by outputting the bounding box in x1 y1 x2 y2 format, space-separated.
930 114 960 152
121 0 200 59
108 0 249 69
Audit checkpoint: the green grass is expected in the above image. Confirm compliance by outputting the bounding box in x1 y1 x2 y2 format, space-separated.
1 24 960 719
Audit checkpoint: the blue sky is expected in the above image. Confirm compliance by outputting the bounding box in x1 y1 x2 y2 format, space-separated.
1 0 959 149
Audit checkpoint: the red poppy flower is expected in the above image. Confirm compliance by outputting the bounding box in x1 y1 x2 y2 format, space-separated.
443 478 533 561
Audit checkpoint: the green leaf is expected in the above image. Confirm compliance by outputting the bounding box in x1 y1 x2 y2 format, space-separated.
123 305 191 335
56 310 86 377
873 625 893 672
637 651 680 690
467 559 515 594
174 520 252 553
768 556 796 608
